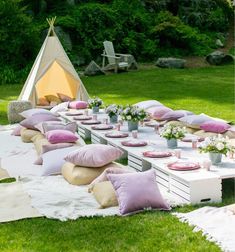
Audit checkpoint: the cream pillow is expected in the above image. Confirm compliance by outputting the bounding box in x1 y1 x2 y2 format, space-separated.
194 130 218 138
62 162 121 186
186 127 199 134
20 128 42 143
165 120 185 127
93 181 118 208
32 135 50 155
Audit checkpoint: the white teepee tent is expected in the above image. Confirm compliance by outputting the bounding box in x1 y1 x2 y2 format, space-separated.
18 17 89 106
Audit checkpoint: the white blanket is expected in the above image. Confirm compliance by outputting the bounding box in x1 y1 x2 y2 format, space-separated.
174 207 235 252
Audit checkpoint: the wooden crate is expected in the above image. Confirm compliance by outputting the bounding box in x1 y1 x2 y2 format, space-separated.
78 125 91 140
91 132 107 144
128 153 151 172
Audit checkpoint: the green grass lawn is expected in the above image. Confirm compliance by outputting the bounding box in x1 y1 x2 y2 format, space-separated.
0 65 234 252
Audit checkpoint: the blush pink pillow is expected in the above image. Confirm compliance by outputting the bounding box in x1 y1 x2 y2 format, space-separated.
88 167 134 192
200 120 230 133
11 125 24 136
69 101 88 109
45 130 78 144
107 169 170 215
147 106 172 120
64 144 123 167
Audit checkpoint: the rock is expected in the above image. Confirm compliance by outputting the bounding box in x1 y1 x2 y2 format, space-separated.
215 39 224 48
84 61 105 76
206 51 234 65
8 100 32 124
156 58 186 69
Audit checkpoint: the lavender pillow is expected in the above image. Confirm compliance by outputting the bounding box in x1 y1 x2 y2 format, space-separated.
200 120 230 133
147 106 173 120
20 114 60 130
20 108 52 118
64 144 123 167
161 110 194 121
50 102 69 115
107 169 170 215
135 100 163 110
45 130 78 144
179 114 213 129
41 146 78 176
35 121 77 134
69 101 88 109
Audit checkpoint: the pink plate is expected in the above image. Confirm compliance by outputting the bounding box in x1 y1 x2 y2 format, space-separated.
91 124 114 130
181 137 204 142
143 151 172 158
73 116 92 121
81 120 101 125
66 112 83 116
167 161 200 171
121 140 148 147
105 132 129 138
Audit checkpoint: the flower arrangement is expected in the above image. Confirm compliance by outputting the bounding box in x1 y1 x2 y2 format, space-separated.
105 104 122 117
121 105 147 122
160 124 186 140
199 135 234 155
88 97 103 108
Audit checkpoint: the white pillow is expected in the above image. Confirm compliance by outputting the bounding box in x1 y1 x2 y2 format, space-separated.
134 100 163 110
41 146 78 176
20 108 52 118
50 102 69 115
179 114 213 129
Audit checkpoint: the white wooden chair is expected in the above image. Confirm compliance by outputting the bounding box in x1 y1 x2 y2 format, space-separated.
101 41 129 73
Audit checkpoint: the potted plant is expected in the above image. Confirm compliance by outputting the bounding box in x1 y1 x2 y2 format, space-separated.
88 97 103 113
105 104 122 123
121 105 147 131
160 124 186 148
198 135 233 165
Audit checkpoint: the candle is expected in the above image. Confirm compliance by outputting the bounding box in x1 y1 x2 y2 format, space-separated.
103 118 108 124
174 149 181 159
116 123 121 131
132 130 138 139
84 109 88 116
192 139 198 149
92 114 97 121
202 159 212 171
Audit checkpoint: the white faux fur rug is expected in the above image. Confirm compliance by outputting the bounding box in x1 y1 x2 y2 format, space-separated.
174 207 235 252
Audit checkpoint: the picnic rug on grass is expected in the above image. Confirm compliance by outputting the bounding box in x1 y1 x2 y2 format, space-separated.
174 206 235 252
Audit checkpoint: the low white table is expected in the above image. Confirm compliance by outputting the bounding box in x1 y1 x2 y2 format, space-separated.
59 110 235 204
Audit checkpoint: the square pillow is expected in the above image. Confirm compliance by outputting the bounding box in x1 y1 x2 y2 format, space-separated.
20 108 52 119
41 146 78 176
161 110 194 121
200 120 230 133
45 130 78 144
35 121 77 134
147 106 173 120
45 95 61 104
107 169 170 215
88 166 134 192
38 97 50 106
50 102 69 115
64 144 123 167
57 93 74 102
20 114 60 130
134 100 163 110
20 128 43 143
93 181 118 208
179 114 212 129
69 101 88 109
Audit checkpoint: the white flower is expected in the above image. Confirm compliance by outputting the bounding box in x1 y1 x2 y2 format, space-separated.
127 115 132 120
216 142 224 151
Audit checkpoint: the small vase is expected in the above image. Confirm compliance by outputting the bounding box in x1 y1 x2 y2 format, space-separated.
209 152 222 165
92 106 99 113
109 114 118 124
167 138 178 149
128 121 138 131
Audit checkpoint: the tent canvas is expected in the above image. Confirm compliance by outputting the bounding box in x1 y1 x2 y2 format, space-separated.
18 17 89 106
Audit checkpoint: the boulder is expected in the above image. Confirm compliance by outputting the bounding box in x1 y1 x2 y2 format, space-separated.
206 51 234 65
84 61 105 76
155 58 186 69
8 100 32 124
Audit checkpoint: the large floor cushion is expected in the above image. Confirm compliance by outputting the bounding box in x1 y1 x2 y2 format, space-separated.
20 128 43 143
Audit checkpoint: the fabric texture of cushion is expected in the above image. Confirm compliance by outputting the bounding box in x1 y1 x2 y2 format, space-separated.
147 106 173 120
57 93 74 102
38 97 50 106
93 181 118 208
165 120 185 128
224 129 235 139
11 125 24 136
32 135 49 155
135 100 163 110
50 102 69 115
194 130 218 138
179 114 213 129
200 120 230 133
20 128 43 143
62 162 120 185
41 146 78 176
20 114 60 130
107 169 170 215
45 95 61 104
68 101 88 109
88 166 133 192
64 144 123 167
20 108 52 119
45 130 78 144
36 121 77 134
161 110 194 121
